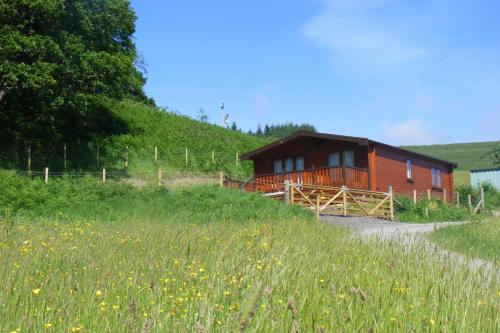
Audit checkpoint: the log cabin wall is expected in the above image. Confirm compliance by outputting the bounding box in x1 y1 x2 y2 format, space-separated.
374 146 454 200
251 137 369 175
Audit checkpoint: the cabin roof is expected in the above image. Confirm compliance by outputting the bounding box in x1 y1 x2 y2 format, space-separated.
241 131 458 168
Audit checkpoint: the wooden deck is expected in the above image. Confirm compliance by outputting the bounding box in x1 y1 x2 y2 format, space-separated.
231 166 369 193
223 166 393 220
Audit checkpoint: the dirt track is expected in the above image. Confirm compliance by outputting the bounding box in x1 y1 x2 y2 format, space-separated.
321 216 499 279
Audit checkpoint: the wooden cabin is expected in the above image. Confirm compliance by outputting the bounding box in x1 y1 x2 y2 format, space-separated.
240 131 456 199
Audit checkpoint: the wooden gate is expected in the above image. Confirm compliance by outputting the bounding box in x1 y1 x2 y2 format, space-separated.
286 183 394 220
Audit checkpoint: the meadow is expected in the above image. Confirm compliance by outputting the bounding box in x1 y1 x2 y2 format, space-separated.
0 173 499 332
429 219 500 262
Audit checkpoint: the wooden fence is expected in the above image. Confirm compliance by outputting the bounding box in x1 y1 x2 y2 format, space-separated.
286 183 393 220
245 166 369 192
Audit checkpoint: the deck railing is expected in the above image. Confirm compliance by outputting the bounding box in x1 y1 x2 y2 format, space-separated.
229 166 369 193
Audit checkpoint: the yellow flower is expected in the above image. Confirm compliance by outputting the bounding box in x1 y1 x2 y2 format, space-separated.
44 323 52 330
199 268 205 273
71 327 81 332
429 319 436 326
32 288 41 295
95 290 102 296
112 305 119 310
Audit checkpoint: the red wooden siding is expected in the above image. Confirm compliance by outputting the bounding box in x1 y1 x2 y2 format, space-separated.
374 147 454 200
252 137 369 175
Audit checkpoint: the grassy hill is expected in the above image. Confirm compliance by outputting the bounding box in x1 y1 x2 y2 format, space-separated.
403 141 499 186
402 141 498 171
98 99 269 176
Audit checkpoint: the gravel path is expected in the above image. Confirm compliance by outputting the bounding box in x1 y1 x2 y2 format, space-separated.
321 215 499 279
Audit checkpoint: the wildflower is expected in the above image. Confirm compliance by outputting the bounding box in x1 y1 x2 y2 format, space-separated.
429 319 435 326
95 290 102 296
32 288 41 295
224 291 231 296
71 327 81 332
199 268 205 273
112 305 119 310
44 323 52 330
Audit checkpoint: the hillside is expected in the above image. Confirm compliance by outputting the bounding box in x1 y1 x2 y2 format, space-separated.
402 141 498 171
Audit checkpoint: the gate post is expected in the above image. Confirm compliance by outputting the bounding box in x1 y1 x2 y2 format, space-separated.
316 194 320 220
342 186 347 216
388 186 394 221
284 180 290 204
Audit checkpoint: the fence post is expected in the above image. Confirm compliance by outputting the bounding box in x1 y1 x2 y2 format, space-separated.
236 151 239 167
219 171 224 188
388 186 394 221
456 191 460 207
154 146 158 162
342 186 347 216
212 150 215 164
27 145 31 175
158 169 162 187
290 181 295 204
284 180 290 204
427 189 431 200
468 194 472 213
443 188 447 204
125 146 129 168
96 145 100 170
64 143 67 170
102 168 106 182
480 186 485 209
44 167 49 183
316 194 320 220
424 207 429 218
413 190 417 206
185 148 188 166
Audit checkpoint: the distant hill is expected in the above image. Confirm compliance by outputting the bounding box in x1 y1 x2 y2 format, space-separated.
402 141 498 171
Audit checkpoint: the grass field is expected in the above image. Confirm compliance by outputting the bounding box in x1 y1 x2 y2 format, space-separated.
1 173 499 332
429 219 500 262
403 141 499 171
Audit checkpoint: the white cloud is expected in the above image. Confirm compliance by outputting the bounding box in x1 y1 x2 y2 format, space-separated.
382 118 438 145
302 0 428 69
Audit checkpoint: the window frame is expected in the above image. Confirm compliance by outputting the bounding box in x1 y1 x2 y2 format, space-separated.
406 159 413 181
328 152 340 167
431 167 442 188
273 159 283 174
284 157 294 173
343 150 355 167
295 156 305 171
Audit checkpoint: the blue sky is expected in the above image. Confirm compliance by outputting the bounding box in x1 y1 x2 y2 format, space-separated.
130 0 500 145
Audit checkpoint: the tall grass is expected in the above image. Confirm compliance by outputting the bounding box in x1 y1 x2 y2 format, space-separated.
0 174 499 331
429 219 500 262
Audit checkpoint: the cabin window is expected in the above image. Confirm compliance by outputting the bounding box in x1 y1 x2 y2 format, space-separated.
284 158 293 172
328 152 340 167
343 150 354 167
273 159 282 174
406 159 412 179
432 168 441 188
295 156 304 171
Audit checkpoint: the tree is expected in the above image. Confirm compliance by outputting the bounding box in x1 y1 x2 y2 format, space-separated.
197 108 208 123
230 121 238 131
0 0 147 165
484 144 500 166
256 124 263 136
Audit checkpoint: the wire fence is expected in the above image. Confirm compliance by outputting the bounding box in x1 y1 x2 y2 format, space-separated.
0 144 255 179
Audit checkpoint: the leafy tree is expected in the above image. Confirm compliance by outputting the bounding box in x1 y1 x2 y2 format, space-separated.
483 144 500 166
0 0 147 167
197 108 208 123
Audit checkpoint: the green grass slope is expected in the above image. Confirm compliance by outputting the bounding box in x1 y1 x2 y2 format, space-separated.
81 99 270 176
402 141 498 171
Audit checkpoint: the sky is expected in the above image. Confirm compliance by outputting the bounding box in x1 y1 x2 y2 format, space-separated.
130 0 500 145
